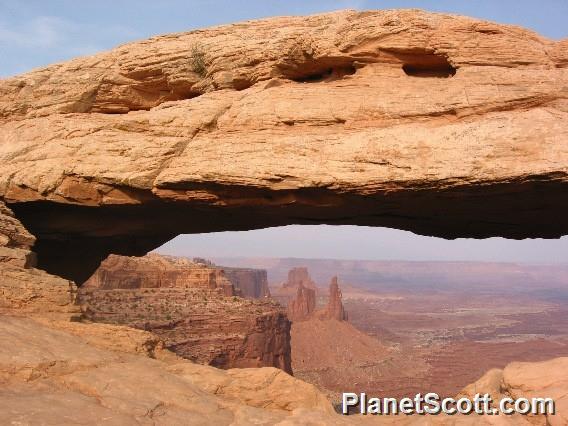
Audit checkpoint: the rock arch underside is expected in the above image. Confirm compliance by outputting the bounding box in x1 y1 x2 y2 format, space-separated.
1 9 567 283
1 9 568 425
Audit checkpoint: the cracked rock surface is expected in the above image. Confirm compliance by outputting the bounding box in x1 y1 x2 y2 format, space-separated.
0 9 566 282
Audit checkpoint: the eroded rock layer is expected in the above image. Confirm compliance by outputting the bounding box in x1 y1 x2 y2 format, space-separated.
283 267 318 291
0 317 341 425
0 201 79 320
221 266 271 299
287 283 317 322
80 254 292 373
1 10 566 282
325 276 348 321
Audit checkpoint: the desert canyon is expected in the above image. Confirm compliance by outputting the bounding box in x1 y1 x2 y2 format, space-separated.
1 7 568 425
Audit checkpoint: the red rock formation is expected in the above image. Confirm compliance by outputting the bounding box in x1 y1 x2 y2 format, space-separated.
325 276 348 321
283 267 317 291
84 253 235 296
287 283 316 322
220 267 271 299
80 254 292 373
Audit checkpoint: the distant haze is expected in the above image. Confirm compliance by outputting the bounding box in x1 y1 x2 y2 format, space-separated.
156 226 568 264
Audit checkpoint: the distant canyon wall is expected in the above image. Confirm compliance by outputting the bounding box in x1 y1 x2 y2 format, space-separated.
80 254 292 373
220 267 271 299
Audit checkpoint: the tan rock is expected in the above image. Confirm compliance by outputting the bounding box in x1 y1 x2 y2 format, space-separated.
0 10 566 282
0 316 356 425
221 266 271 299
0 201 80 320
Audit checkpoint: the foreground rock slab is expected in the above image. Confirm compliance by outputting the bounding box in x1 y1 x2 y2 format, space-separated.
0 316 346 425
1 315 566 425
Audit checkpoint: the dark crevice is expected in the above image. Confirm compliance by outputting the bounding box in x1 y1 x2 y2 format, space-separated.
290 65 357 83
402 55 457 78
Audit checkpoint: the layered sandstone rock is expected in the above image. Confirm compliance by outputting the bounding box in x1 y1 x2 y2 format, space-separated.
85 253 235 295
0 201 80 320
2 10 566 283
3 313 565 425
221 266 271 299
0 316 354 425
325 276 348 321
0 201 35 268
284 267 318 291
80 254 292 373
287 283 317 322
456 357 568 425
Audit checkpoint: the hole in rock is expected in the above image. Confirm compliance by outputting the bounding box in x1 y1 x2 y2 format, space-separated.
290 65 357 83
402 54 457 78
75 223 568 400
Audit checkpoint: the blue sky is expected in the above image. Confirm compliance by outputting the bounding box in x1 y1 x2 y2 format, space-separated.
2 1 567 262
1 0 567 77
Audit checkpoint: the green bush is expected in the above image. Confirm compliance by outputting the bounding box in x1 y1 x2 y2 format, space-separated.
189 43 207 77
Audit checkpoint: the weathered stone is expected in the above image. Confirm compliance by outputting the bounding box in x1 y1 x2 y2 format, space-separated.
325 276 348 321
0 201 80 320
80 253 292 373
0 10 566 283
0 317 348 425
287 283 316 322
84 253 235 295
221 266 271 299
283 267 318 291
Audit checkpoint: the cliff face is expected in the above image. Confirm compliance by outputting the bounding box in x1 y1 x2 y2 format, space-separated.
1 9 568 424
287 283 317 322
221 267 271 299
325 276 348 321
85 253 235 295
0 201 79 320
80 254 292 373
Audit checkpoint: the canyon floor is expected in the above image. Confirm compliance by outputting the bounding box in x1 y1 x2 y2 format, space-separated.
217 257 568 403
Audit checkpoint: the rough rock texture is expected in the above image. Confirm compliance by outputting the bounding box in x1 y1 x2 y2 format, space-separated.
2 9 567 283
0 201 35 268
0 201 80 320
325 276 348 321
1 315 565 425
283 267 318 291
80 254 292 373
85 253 235 295
0 316 355 425
456 357 568 426
287 283 317 322
221 266 271 299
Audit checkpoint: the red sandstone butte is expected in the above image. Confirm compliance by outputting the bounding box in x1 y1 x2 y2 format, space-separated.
325 276 348 321
287 283 317 322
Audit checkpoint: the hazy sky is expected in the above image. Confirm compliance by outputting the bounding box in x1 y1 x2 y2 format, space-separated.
2 1 567 262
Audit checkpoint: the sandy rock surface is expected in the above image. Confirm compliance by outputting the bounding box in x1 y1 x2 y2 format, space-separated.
1 10 567 282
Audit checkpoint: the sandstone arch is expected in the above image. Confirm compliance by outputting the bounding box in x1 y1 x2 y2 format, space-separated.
1 9 567 283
